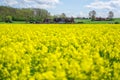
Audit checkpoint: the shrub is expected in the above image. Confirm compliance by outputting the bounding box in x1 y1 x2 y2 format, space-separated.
5 16 13 23
77 22 84 24
114 22 119 24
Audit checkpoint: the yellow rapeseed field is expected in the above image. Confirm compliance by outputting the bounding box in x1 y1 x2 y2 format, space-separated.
0 24 120 80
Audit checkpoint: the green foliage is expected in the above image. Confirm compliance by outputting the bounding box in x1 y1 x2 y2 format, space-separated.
5 16 12 23
74 18 120 24
114 22 119 24
0 6 51 21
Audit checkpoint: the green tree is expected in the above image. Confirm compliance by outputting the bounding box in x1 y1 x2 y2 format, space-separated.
0 6 51 22
5 16 12 23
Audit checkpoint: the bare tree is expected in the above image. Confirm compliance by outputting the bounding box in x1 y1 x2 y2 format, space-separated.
89 10 96 21
89 11 92 19
108 11 114 20
60 13 66 18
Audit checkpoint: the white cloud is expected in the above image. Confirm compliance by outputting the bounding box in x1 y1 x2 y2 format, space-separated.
85 0 120 17
5 0 18 5
2 0 60 9
86 0 120 10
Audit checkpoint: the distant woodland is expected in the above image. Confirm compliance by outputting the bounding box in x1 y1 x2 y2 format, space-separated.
0 6 51 22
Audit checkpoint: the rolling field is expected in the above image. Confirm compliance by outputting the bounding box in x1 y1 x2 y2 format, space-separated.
0 24 120 80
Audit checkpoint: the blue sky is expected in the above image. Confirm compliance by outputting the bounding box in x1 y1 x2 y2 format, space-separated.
48 0 93 17
0 0 120 17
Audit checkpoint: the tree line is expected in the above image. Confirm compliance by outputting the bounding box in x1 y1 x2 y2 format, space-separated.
0 6 115 23
0 6 51 22
89 10 114 21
